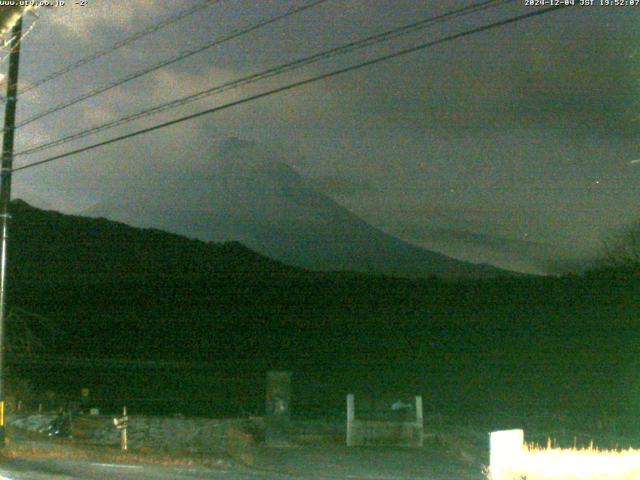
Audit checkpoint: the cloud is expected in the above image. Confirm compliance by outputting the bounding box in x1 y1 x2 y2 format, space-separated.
308 8 639 137
46 0 159 39
9 0 640 262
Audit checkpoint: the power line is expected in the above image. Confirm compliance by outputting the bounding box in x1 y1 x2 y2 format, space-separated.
15 0 219 97
0 11 40 67
8 0 331 134
15 0 513 157
5 353 381 369
12 5 570 174
5 354 259 369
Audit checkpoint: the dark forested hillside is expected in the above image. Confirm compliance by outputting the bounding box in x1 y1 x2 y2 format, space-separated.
8 199 298 284
4 200 639 423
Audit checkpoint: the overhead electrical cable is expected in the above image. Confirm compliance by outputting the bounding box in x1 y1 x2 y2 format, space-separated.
6 0 331 133
15 0 219 96
15 0 513 157
12 4 570 174
0 12 39 65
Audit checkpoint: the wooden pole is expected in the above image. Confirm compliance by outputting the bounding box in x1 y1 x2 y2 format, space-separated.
120 406 127 451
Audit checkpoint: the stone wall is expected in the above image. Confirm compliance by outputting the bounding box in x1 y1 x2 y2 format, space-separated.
8 414 350 458
8 413 251 454
347 419 423 447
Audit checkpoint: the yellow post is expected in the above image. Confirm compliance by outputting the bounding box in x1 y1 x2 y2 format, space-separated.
0 399 4 444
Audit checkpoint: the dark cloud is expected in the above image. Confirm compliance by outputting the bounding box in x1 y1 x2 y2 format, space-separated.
321 7 639 136
5 1 639 271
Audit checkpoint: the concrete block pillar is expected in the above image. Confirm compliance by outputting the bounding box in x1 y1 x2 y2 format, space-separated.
490 429 524 480
265 371 291 446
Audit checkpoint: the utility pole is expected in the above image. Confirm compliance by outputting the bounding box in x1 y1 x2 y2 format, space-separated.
0 15 23 445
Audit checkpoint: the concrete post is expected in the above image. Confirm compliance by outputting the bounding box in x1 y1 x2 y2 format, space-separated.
415 396 423 447
490 429 524 480
346 393 354 446
265 371 291 419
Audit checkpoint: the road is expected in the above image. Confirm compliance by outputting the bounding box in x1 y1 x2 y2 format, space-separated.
0 457 297 480
0 452 483 480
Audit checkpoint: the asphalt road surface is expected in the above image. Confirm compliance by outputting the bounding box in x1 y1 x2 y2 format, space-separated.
0 450 484 479
0 457 296 480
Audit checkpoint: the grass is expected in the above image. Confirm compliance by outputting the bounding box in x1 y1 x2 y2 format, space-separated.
487 442 640 480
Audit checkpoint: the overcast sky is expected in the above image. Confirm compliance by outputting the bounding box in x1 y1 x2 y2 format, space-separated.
4 0 640 262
